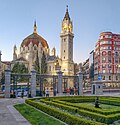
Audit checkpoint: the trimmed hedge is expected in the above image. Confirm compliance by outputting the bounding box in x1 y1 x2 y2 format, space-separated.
100 99 120 106
53 100 120 115
40 99 79 113
60 98 95 103
26 99 105 125
40 99 107 123
40 99 120 124
26 96 120 124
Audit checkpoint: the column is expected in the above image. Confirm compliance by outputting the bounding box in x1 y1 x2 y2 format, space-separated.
91 81 103 95
57 71 63 95
5 68 11 98
53 76 56 94
39 77 43 96
78 72 83 95
31 65 36 97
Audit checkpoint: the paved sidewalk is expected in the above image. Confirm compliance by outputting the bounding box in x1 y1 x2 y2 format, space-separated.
0 98 31 125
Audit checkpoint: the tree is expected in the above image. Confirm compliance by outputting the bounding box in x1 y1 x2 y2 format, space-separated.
35 51 40 74
41 51 47 74
12 62 28 74
12 62 29 82
1 71 5 84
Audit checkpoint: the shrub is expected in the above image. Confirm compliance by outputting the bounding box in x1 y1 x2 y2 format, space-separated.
26 99 105 125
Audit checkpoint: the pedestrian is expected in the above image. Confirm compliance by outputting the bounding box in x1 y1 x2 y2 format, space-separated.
54 89 56 96
74 88 76 95
70 87 72 95
46 88 49 97
72 87 74 95
67 88 70 95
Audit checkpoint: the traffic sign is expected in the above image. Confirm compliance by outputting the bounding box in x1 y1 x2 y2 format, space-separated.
98 74 102 81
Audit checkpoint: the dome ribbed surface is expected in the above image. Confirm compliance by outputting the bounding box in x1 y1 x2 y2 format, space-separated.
21 33 49 48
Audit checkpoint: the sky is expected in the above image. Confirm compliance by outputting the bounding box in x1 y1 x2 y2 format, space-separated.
1 0 120 63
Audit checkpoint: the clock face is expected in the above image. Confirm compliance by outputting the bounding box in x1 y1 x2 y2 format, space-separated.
69 24 72 32
63 23 72 32
63 23 67 31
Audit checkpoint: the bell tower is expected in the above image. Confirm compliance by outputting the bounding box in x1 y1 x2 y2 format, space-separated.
60 6 74 75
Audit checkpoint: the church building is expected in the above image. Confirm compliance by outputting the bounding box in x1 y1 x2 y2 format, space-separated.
0 7 75 87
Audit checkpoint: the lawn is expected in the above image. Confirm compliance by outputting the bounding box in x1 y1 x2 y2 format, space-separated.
14 104 65 125
76 102 119 110
16 96 120 125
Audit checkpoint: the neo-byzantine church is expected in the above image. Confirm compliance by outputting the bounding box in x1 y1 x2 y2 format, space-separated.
0 7 74 83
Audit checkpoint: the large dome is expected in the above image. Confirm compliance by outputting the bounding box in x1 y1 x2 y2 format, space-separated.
21 21 49 48
21 32 49 48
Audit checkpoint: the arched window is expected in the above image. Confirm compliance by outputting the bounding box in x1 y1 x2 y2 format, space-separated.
102 64 106 68
103 76 105 80
108 51 111 56
49 66 51 71
115 52 118 56
102 51 106 55
109 76 111 80
103 70 106 73
108 57 112 63
108 64 111 68
102 57 106 63
116 76 118 80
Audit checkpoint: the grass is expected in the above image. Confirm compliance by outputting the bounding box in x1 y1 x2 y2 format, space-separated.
14 104 65 125
76 102 119 109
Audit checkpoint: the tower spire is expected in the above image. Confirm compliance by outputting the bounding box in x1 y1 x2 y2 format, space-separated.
33 20 37 33
63 5 70 21
66 5 68 12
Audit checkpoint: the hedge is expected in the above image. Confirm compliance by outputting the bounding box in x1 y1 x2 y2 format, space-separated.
52 100 120 115
40 99 120 124
27 96 120 124
26 99 105 125
100 99 120 106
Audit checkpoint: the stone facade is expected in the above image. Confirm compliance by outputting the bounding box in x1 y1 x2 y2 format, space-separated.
60 7 74 76
1 7 75 88
12 21 49 72
94 32 120 87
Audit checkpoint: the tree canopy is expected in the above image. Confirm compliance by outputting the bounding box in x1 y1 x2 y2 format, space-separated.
12 62 29 82
35 51 40 74
41 51 47 74
12 62 28 74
